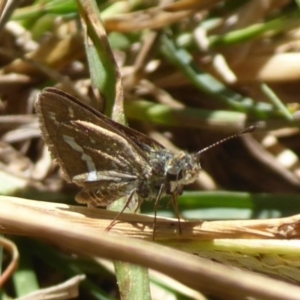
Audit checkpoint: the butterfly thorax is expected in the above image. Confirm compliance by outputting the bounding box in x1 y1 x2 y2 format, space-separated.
137 149 201 201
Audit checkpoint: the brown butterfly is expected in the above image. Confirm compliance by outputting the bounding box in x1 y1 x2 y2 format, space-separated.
36 88 256 234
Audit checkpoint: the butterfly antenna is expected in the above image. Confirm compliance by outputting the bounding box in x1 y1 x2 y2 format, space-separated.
196 125 257 157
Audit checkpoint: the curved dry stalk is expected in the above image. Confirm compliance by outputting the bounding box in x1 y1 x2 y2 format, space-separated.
2 196 300 289
0 235 19 287
1 196 300 240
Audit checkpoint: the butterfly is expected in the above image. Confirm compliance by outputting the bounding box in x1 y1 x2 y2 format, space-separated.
36 87 256 234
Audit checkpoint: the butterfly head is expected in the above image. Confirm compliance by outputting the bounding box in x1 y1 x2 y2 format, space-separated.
165 152 201 188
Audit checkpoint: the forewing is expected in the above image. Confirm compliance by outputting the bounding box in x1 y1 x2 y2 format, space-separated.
42 88 165 152
35 88 149 183
58 120 145 185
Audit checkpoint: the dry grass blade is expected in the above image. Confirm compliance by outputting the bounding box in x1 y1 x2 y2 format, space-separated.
4 196 300 240
176 239 300 284
2 196 300 300
0 0 21 33
104 7 192 33
16 275 86 300
3 196 300 286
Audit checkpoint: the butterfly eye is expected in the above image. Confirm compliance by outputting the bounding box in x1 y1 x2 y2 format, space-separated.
166 169 183 181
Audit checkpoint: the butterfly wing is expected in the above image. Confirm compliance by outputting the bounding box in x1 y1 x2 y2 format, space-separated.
35 88 156 206
45 88 165 152
58 120 145 206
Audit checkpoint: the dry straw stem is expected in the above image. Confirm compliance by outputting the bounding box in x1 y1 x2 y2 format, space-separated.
2 196 300 299
2 196 300 241
0 235 19 287
103 0 220 32
2 35 84 77
215 53 300 83
17 275 86 300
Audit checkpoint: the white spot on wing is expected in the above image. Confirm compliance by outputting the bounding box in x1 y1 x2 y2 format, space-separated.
87 170 98 181
68 107 75 118
48 112 59 126
63 135 98 180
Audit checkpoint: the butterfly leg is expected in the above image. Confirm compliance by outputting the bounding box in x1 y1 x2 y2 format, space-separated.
165 184 183 235
153 183 166 240
134 198 144 213
105 189 137 232
171 193 182 234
